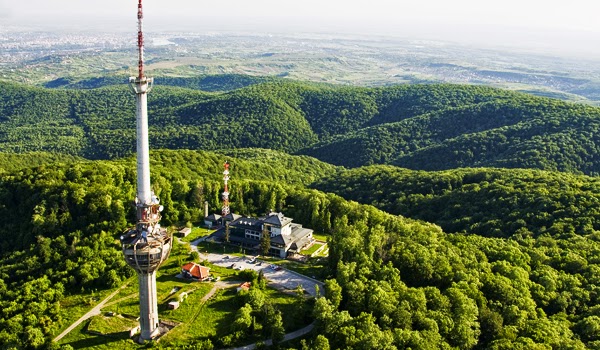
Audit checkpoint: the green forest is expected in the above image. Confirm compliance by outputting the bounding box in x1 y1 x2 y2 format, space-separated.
2 77 600 349
2 79 600 174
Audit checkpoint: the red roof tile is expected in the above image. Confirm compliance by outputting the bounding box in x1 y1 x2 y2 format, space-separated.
182 262 210 280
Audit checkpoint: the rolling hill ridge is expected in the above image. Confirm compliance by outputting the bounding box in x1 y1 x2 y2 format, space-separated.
1 79 600 174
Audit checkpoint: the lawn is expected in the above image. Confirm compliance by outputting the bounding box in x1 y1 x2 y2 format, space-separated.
181 226 216 243
58 320 139 349
300 242 324 256
278 259 329 281
54 288 118 338
87 315 138 336
312 233 329 242
160 286 314 348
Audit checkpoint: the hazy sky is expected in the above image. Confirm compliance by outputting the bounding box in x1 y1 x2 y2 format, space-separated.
2 0 600 56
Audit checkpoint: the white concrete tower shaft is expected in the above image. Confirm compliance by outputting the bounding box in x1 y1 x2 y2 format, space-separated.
133 82 152 205
124 0 167 342
130 0 152 205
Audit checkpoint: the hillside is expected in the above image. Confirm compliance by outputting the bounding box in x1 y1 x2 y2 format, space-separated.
313 165 600 238
2 79 600 174
43 74 277 91
0 150 599 349
303 98 600 174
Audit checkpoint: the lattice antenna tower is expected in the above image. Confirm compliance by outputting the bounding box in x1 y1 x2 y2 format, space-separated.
222 161 231 216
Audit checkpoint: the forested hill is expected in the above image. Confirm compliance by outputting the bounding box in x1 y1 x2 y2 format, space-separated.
3 149 600 349
2 79 600 174
313 165 600 239
302 99 600 174
43 74 276 91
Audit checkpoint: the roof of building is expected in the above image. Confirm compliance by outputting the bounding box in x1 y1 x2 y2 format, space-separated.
230 217 262 229
237 282 251 291
262 212 293 227
223 213 243 221
181 262 210 280
205 214 222 221
270 223 313 247
179 227 192 234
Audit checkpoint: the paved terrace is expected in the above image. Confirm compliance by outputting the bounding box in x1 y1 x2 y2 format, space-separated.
195 250 324 297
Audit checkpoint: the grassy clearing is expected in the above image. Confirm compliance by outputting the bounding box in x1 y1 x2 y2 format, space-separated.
58 318 138 349
312 233 329 242
278 259 329 281
160 286 313 348
87 315 138 335
300 243 324 256
195 240 249 257
54 289 114 338
181 227 215 243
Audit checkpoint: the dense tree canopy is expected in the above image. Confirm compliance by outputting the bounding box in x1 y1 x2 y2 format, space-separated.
0 150 598 348
2 75 600 348
313 165 600 238
3 80 600 174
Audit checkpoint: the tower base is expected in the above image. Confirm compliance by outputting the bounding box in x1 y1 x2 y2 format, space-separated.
138 271 160 341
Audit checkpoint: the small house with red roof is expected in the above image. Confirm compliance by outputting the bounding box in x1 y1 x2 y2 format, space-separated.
181 262 211 281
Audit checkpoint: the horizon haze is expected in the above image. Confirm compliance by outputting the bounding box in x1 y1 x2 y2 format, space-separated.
1 0 600 58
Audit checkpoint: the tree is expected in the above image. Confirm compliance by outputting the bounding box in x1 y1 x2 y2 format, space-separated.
324 279 343 309
260 224 270 256
247 288 265 310
257 269 267 290
232 303 253 333
190 251 200 262
302 335 330 350
270 310 285 347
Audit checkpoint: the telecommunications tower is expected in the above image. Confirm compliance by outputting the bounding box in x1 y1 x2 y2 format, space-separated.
120 0 172 342
222 161 231 216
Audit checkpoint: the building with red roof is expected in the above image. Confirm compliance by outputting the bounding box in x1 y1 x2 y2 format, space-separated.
181 262 210 281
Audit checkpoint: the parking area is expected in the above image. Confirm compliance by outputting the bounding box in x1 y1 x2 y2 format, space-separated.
199 252 324 297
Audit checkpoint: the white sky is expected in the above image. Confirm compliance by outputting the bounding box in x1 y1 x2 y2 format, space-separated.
2 0 600 56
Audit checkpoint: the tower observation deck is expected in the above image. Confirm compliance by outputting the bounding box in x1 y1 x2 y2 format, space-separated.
120 0 171 342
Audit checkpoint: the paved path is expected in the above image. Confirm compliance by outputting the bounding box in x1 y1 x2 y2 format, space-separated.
202 280 237 302
198 252 324 297
227 323 315 350
53 284 128 342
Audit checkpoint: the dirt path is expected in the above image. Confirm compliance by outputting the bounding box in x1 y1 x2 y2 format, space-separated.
53 284 128 343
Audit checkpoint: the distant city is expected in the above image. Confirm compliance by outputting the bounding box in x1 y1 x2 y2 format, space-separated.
3 28 600 104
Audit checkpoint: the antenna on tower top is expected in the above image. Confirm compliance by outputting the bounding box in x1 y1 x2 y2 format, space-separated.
137 0 145 79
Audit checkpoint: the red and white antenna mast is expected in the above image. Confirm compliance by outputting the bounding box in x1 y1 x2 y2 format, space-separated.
222 161 231 216
137 0 145 79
